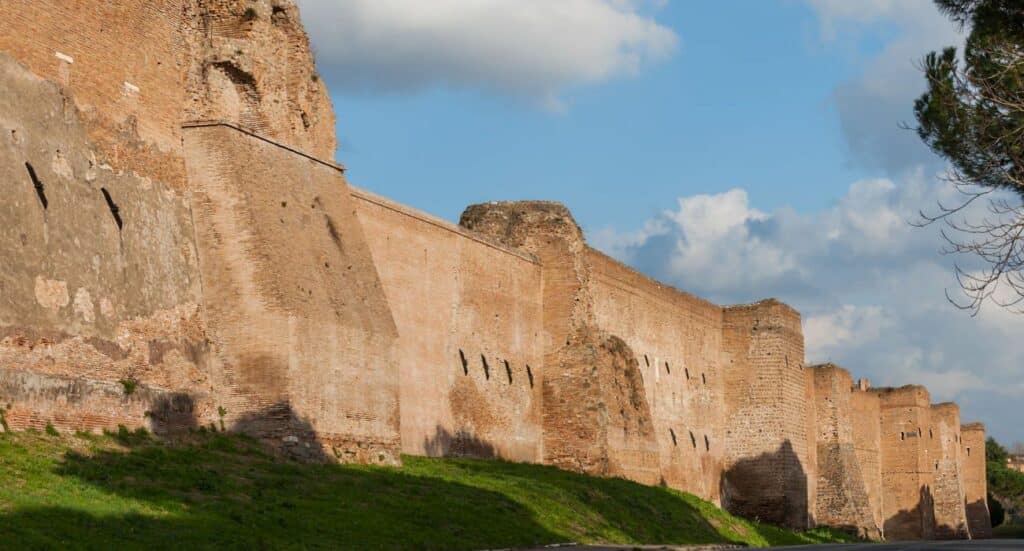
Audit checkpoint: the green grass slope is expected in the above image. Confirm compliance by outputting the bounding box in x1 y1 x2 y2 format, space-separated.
0 429 854 550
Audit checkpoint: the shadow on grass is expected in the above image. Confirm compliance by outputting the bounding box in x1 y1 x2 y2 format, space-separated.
0 430 850 549
0 433 562 550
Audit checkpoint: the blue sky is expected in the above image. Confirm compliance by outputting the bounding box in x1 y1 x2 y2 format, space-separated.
298 0 1024 444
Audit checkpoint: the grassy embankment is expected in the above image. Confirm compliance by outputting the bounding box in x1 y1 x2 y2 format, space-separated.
0 428 856 550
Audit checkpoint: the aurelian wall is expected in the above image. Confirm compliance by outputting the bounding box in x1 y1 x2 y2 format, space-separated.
720 300 813 529
0 52 209 435
0 0 334 190
586 248 725 502
183 123 399 463
460 202 661 486
930 403 968 539
962 423 992 538
0 0 990 541
810 365 880 539
352 188 545 463
850 384 883 534
874 386 936 540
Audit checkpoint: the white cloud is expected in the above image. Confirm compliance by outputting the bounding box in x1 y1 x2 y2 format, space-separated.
296 0 678 110
589 173 1024 442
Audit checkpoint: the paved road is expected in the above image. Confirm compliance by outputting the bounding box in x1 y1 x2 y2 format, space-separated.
773 540 1024 550
518 541 1024 551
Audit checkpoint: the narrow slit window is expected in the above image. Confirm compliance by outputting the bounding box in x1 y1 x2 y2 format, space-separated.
504 360 513 384
689 431 697 448
664 361 670 375
481 355 490 380
644 354 650 367
459 349 468 376
967 447 971 456
25 162 47 210
701 372 707 385
900 431 905 441
526 364 534 388
704 434 710 451
684 367 690 379
100 188 123 230
929 428 933 439
669 428 677 446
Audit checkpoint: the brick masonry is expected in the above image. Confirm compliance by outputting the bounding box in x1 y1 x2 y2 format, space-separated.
0 0 990 541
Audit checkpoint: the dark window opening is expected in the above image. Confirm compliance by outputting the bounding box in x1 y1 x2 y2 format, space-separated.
100 188 123 230
526 364 534 388
25 162 47 210
665 361 670 375
644 354 649 367
481 355 490 380
459 349 468 375
689 431 697 448
504 360 513 384
929 428 934 439
669 428 677 446
900 432 905 441
935 461 939 471
701 372 707 385
967 447 971 456
704 434 710 451
684 367 690 379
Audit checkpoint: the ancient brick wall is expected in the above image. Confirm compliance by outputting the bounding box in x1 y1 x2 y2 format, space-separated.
352 188 545 463
720 300 813 529
810 365 880 539
850 384 884 534
586 248 725 503
874 386 936 540
930 403 968 539
0 0 333 190
182 123 398 463
461 202 661 486
0 53 209 435
0 0 988 540
962 423 992 538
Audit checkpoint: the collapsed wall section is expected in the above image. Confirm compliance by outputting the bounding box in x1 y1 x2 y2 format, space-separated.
461 202 660 485
930 403 968 539
962 423 992 538
0 53 208 435
586 248 724 503
873 386 936 540
850 383 884 535
352 188 545 462
183 123 399 463
720 300 813 529
810 365 880 539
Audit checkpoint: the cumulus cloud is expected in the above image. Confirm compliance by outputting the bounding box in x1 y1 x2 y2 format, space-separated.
590 174 1024 442
804 0 963 173
296 0 678 110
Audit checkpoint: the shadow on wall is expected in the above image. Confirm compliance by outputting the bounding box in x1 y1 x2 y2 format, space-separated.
720 440 809 530
147 392 336 463
423 425 498 460
884 485 935 540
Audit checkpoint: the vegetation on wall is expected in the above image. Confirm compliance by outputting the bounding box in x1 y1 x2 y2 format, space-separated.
0 430 856 550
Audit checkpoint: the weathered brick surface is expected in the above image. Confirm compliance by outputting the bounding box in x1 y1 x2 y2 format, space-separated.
962 423 992 538
930 403 968 539
810 365 880 539
873 386 936 540
721 301 813 529
850 384 883 533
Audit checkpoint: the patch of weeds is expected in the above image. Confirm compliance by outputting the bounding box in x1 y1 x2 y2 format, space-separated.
311 74 319 82
0 408 8 433
217 406 227 432
243 7 258 21
119 378 138 396
45 422 59 437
